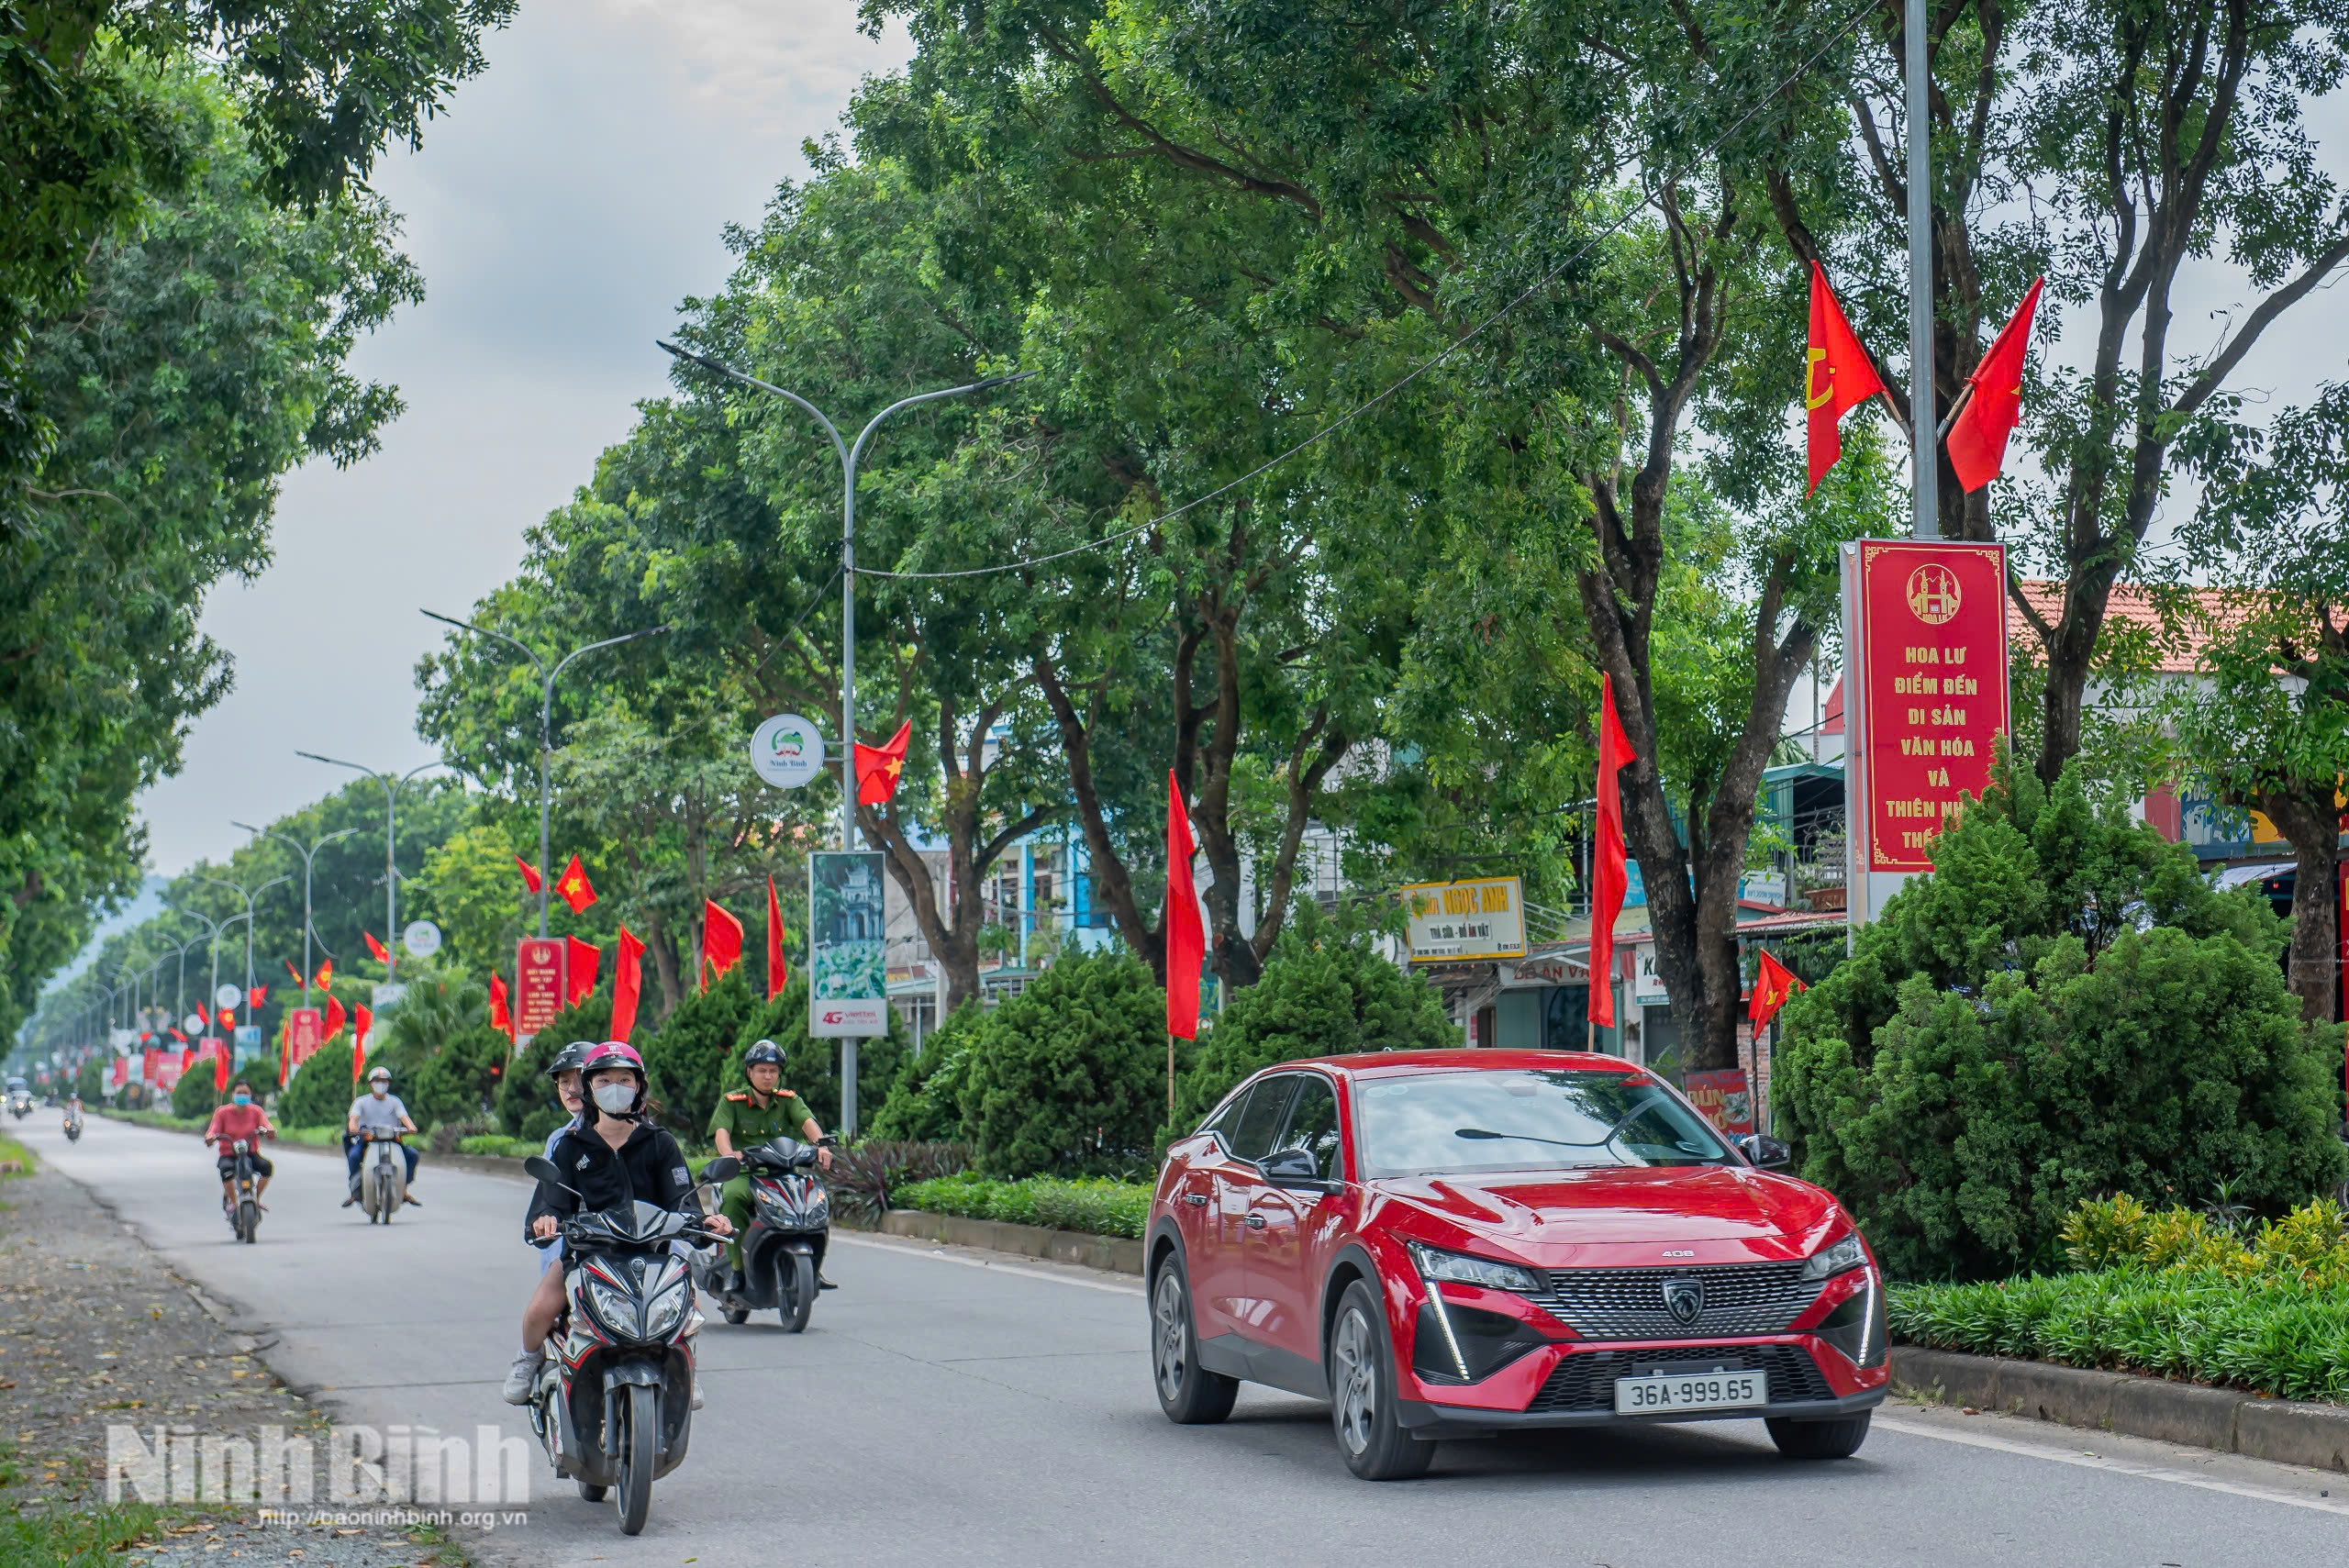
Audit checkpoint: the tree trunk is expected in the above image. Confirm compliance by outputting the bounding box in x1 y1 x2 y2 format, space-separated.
1031 652 1164 978
644 916 684 1023
2260 792 2342 1026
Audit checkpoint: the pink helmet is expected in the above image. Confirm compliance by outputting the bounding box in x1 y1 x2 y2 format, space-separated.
580 1041 648 1114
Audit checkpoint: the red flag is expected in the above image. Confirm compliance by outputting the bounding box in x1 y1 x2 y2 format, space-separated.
363 929 390 963
195 1003 208 1029
285 960 304 986
489 973 511 1035
169 1028 187 1044
765 874 787 1002
321 994 347 1046
515 853 543 895
248 984 267 1010
1589 675 1639 1029
564 935 601 1006
311 960 331 993
218 1007 235 1030
1805 261 1887 495
352 1005 373 1084
611 927 647 1043
1747 949 1809 1030
555 854 598 914
853 719 912 806
213 1046 229 1094
1163 772 1206 1040
702 899 744 989
1947 275 2044 492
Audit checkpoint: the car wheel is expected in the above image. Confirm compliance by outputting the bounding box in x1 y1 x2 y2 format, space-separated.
1328 1281 1432 1481
1766 1412 1872 1460
1151 1256 1238 1425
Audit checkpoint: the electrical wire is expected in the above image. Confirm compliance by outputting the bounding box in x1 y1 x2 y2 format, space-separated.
859 0 1877 584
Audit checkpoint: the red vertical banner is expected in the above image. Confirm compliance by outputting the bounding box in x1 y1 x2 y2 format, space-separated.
285 1008 324 1066
1854 541 2009 872
514 938 567 1044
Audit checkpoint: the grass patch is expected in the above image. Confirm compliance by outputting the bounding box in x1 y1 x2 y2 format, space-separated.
96 1108 206 1132
456 1134 539 1159
274 1125 341 1148
895 1173 1152 1239
0 1134 33 1174
0 1503 182 1567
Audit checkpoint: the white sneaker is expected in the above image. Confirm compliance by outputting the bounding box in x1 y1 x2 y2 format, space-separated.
500 1351 542 1405
690 1381 705 1411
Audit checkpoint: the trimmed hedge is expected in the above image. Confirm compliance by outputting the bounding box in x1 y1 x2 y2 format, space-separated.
894 1173 1153 1240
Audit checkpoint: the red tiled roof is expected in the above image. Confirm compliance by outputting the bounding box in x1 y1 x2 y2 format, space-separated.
2010 580 2236 674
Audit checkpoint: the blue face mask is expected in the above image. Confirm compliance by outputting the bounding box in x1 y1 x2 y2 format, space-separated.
232 1093 251 1106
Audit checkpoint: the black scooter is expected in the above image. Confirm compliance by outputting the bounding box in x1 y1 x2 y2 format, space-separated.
688 1136 831 1332
521 1154 737 1537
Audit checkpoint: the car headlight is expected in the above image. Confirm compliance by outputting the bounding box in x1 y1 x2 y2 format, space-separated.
586 1280 639 1336
1408 1242 1542 1295
1801 1232 1868 1281
643 1282 688 1340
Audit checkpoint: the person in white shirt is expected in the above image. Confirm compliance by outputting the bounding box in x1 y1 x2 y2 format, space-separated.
343 1066 420 1207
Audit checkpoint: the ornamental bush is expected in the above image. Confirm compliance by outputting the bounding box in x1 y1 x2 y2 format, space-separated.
729 974 909 1134
640 968 757 1138
172 1059 221 1121
1774 757 2348 1281
959 951 1168 1177
868 1001 985 1143
1168 900 1456 1135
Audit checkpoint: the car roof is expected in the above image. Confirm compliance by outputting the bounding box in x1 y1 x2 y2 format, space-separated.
1275 1049 1646 1080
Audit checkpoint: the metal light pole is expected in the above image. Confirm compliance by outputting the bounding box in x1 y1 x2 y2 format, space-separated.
232 822 360 1008
293 757 455 983
416 616 668 938
195 874 290 1041
1905 0 1938 540
166 902 228 1041
656 339 1031 1140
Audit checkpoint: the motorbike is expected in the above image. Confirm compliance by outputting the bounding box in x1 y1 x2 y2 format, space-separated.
687 1135 830 1332
63 1112 83 1143
521 1153 738 1538
6 1094 29 1121
225 1138 265 1243
357 1129 409 1224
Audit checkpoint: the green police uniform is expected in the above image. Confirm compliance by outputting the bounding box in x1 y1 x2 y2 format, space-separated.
707 1087 814 1273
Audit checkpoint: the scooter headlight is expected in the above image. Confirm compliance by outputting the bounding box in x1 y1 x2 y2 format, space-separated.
585 1280 638 1337
644 1282 689 1340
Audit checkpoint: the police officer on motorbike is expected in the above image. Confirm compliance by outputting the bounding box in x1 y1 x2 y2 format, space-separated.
707 1040 836 1290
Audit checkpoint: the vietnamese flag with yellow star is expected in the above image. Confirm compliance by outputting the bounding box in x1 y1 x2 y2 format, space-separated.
853 719 912 806
556 853 597 913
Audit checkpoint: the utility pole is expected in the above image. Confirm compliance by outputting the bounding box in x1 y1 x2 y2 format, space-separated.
1906 0 1938 540
233 822 360 1008
413 620 667 939
293 758 456 983
655 338 1031 1139
195 874 290 1050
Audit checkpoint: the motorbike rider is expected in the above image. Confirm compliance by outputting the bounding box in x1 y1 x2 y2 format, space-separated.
62 1093 83 1129
499 1041 593 1402
201 1081 277 1217
342 1066 421 1207
707 1040 837 1291
504 1042 731 1403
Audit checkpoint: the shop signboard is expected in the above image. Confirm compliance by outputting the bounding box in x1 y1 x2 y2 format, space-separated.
1403 877 1527 963
809 851 889 1038
514 939 567 1044
1683 1069 1753 1137
1631 943 1670 1006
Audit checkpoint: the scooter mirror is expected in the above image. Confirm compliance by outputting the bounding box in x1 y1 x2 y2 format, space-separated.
699 1155 741 1184
523 1155 567 1186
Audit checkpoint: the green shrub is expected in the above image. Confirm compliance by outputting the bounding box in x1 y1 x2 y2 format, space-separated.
895 1173 1154 1239
456 1134 541 1159
1169 899 1455 1135
1775 758 2348 1281
171 1058 221 1121
640 968 758 1138
278 1042 358 1130
827 1139 973 1227
959 951 1167 1177
729 975 910 1134
868 1001 984 1142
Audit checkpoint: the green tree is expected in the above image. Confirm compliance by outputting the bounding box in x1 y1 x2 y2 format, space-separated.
279 1042 356 1129
639 968 756 1140
869 1002 985 1143
495 994 611 1138
1773 759 2347 1279
959 951 1168 1177
731 975 910 1135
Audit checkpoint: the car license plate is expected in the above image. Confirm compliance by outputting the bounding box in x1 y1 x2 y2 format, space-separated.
1613 1370 1765 1414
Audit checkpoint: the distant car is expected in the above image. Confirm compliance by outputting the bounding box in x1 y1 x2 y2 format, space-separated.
1146 1050 1887 1479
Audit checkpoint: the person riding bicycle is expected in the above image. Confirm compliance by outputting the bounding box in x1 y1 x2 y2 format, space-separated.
343 1066 420 1207
201 1081 276 1218
505 1042 731 1403
707 1040 837 1291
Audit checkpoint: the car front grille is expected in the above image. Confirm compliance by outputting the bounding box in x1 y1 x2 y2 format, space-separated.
1526 1262 1819 1340
1526 1342 1835 1414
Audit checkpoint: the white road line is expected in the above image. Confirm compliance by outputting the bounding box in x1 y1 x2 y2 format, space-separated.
1876 1416 2349 1518
831 1233 1144 1296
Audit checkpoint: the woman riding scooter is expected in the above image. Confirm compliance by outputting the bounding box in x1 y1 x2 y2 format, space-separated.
502 1041 594 1402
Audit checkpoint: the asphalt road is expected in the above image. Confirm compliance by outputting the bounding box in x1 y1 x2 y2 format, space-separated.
21 1113 2349 1568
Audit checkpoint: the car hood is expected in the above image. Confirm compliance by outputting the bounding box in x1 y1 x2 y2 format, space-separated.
1366 1165 1842 1263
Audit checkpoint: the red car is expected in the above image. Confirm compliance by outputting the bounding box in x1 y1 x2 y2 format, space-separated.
1146 1050 1887 1479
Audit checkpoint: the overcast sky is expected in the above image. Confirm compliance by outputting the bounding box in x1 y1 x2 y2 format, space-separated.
134 2 914 876
133 9 2346 873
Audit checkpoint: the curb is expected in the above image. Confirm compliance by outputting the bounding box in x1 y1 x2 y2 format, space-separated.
1890 1345 2349 1473
878 1208 1145 1274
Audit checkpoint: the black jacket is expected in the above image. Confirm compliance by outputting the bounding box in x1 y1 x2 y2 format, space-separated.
526 1119 705 1240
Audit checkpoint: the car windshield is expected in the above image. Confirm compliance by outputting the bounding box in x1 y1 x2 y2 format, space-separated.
1353 1068 1734 1177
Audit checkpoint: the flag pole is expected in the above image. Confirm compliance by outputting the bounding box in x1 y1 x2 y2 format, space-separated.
1905 0 1939 540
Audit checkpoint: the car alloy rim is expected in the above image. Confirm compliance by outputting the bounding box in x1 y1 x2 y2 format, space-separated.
1153 1273 1189 1398
1333 1307 1375 1454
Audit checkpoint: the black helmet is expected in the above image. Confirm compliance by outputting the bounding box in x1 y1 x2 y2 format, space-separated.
546 1040 596 1078
742 1040 785 1069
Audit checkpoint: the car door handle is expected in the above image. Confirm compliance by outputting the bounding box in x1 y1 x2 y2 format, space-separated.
1244 1215 1266 1229
1182 1194 1208 1207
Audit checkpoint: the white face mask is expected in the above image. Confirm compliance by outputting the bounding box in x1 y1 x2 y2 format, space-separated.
371 1084 387 1097
592 1081 636 1115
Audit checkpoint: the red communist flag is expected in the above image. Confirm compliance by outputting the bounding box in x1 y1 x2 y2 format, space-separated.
556 854 598 914
853 719 912 806
1589 675 1639 1029
285 960 304 986
1947 276 2044 493
610 927 647 1043
515 853 542 895
213 1044 229 1093
489 973 512 1035
195 1003 208 1029
1805 260 1887 495
702 899 744 990
564 935 601 1006
765 874 787 1001
363 929 390 963
352 1005 373 1084
218 1007 234 1031
321 994 347 1046
247 985 267 1010
312 959 332 992
1747 949 1809 1030
1163 772 1206 1040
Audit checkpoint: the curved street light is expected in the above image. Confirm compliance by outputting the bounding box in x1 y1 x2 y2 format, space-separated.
194 874 291 1039
292 756 459 984
232 821 361 1008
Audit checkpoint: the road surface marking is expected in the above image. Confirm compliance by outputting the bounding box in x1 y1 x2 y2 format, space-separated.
832 1233 1144 1296
1876 1416 2349 1518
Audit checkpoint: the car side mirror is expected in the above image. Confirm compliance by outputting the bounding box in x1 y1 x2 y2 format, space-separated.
1260 1147 1336 1194
699 1155 741 1184
1737 1135 1791 1170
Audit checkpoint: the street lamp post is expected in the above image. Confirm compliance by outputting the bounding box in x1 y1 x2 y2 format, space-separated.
416 615 668 938
292 758 454 984
195 874 291 1046
166 903 228 1042
655 339 1031 1139
232 822 361 1008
